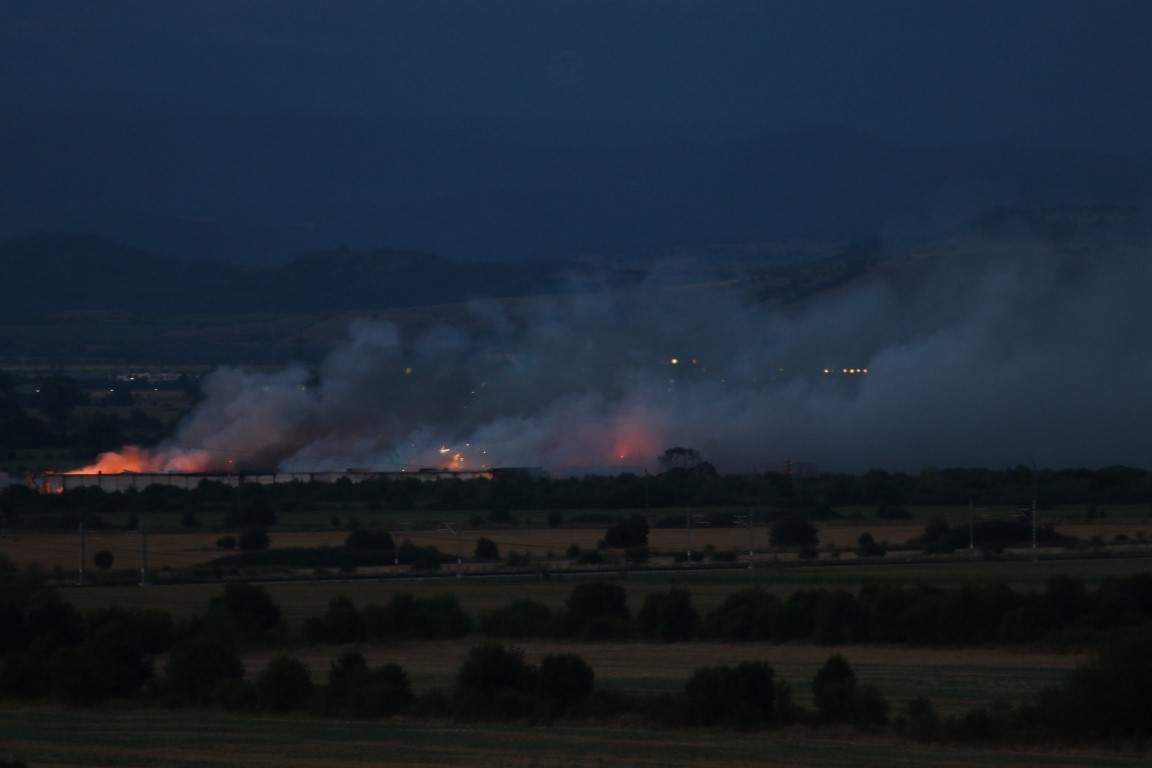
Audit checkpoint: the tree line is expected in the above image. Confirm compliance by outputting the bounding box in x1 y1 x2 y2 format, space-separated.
4 461 1151 533
2 560 1151 746
0 370 177 456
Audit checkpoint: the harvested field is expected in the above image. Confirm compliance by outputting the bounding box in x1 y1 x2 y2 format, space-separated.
240 639 1083 716
6 520 1152 572
1 707 1146 768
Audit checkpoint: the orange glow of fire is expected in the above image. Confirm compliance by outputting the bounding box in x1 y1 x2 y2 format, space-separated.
609 418 661 467
65 445 215 475
434 447 467 470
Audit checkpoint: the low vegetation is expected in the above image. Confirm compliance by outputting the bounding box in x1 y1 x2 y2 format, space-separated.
3 552 1152 753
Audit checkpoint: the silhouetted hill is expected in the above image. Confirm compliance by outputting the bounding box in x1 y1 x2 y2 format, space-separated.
0 233 563 316
2 110 1149 263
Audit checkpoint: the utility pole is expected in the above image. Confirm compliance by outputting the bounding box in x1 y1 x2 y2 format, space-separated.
1031 497 1038 563
138 515 150 586
1031 462 1038 563
440 522 463 577
685 507 692 562
969 500 974 552
749 512 755 568
735 512 755 568
78 518 86 586
393 522 400 569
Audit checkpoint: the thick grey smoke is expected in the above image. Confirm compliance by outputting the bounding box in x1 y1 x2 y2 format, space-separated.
132 241 1152 474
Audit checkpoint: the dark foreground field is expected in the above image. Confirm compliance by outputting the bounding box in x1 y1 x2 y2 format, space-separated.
2 707 1149 768
5 521 1152 767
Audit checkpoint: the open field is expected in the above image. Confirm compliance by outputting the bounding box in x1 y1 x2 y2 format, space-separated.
22 502 1152 532
49 551 1152 633
8 523 1152 767
1 707 1147 768
235 638 1082 716
5 520 1152 573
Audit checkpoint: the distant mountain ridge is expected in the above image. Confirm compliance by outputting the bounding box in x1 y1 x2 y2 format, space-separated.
2 109 1149 264
0 233 564 316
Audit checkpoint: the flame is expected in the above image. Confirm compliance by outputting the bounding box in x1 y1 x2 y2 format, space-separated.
66 445 216 474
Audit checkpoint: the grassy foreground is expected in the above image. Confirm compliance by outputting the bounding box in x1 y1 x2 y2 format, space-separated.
2 707 1148 768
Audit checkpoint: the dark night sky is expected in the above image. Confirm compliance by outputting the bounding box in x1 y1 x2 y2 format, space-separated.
3 0 1151 153
4 2 1152 473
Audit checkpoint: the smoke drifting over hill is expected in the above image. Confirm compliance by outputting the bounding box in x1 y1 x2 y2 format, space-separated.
95 242 1152 474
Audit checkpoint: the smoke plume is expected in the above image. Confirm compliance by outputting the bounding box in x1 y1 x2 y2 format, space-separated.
92 239 1152 474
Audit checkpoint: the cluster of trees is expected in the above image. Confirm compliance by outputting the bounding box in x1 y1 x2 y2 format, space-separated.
0 568 280 707
301 593 472 644
699 576 1152 646
0 370 175 456
291 574 1152 650
476 575 1152 649
3 558 1152 746
6 457 1152 531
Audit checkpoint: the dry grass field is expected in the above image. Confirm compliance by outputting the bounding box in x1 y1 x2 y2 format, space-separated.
1 706 1148 768
235 638 1082 717
6 522 1152 767
5 520 1151 573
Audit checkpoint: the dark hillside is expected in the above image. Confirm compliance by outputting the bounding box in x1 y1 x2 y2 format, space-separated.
3 111 1149 263
0 233 563 317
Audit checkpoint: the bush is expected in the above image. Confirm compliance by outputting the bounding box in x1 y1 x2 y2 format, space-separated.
405 593 472 639
600 514 649 548
702 588 784 641
474 537 500 561
453 642 536 720
363 592 472 640
682 661 778 730
86 606 174 655
49 620 153 705
576 549 605 565
812 654 856 723
897 697 941 742
92 550 114 570
408 545 444 571
638 587 698 642
855 532 887 557
0 653 43 699
480 599 555 638
563 581 630 638
1032 625 1152 742
314 596 365 644
206 582 283 646
326 651 413 718
256 656 315 713
536 652 594 714
853 683 890 730
215 535 237 550
505 550 531 567
164 636 245 705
